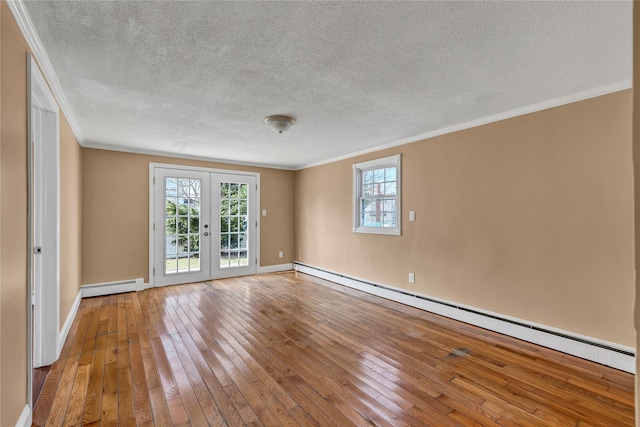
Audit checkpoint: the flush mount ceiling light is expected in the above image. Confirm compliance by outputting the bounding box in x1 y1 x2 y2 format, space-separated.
264 115 296 134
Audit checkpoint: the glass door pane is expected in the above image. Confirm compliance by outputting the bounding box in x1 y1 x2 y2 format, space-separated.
165 177 202 275
212 173 256 279
219 181 249 269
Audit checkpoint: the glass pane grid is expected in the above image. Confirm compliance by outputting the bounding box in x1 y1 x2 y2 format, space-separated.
220 182 249 269
165 176 201 275
360 165 397 228
362 167 396 197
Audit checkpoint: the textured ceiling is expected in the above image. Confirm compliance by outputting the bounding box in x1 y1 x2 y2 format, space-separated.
23 1 631 169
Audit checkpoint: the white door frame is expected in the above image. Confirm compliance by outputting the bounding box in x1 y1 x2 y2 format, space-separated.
27 54 60 380
149 163 260 287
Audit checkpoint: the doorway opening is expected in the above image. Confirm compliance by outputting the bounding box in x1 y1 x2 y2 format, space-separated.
27 54 61 409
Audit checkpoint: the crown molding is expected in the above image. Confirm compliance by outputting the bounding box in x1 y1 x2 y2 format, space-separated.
296 80 632 170
82 141 297 171
7 0 85 145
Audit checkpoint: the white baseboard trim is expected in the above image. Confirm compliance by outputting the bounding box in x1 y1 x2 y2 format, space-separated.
58 290 82 354
294 262 635 373
81 278 145 298
15 404 31 427
257 263 293 274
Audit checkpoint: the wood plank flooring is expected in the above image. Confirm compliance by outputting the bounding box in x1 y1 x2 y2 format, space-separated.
32 272 635 426
33 365 52 406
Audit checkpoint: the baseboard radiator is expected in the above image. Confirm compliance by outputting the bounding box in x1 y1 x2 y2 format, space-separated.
81 278 145 298
294 262 635 373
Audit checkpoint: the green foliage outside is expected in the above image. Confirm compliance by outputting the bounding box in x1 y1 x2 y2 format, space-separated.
166 199 200 254
220 183 248 250
165 182 248 257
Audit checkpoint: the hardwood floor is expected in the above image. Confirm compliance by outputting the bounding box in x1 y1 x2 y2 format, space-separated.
33 271 635 426
33 365 52 406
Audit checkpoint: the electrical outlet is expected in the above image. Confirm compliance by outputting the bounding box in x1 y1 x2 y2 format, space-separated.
408 273 415 283
278 251 284 258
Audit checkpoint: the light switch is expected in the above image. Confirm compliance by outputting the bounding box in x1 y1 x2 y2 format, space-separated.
262 209 267 216
409 211 416 221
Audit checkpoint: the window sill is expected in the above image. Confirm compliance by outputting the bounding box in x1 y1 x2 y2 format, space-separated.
353 226 401 236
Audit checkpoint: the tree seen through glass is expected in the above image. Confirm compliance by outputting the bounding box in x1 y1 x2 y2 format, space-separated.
165 177 201 274
361 166 397 227
220 182 249 268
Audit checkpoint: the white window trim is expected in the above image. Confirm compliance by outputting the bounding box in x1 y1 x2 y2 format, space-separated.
353 154 401 235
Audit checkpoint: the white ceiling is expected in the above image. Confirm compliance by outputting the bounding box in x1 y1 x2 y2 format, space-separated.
21 1 632 170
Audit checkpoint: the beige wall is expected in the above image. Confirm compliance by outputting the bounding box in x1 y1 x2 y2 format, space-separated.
0 2 83 424
633 2 639 423
1 3 4 424
2 4 30 422
82 149 295 285
60 116 83 325
296 90 635 347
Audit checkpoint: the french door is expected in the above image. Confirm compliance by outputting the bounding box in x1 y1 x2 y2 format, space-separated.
152 166 257 286
213 173 256 279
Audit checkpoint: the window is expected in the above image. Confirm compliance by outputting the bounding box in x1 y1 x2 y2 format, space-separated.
353 154 401 235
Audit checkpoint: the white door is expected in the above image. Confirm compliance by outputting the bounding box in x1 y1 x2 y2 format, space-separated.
212 173 257 279
29 55 60 370
154 168 211 286
152 167 257 286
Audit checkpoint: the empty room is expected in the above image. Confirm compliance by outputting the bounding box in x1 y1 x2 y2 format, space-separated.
1 1 638 426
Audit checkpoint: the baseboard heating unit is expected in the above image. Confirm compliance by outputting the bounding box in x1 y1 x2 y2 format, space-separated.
81 278 146 298
294 262 635 373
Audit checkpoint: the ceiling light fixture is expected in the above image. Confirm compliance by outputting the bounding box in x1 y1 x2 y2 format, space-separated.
264 115 296 134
